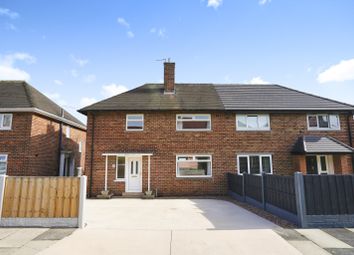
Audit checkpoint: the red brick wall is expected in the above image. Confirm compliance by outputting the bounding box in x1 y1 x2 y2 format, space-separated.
0 112 86 176
0 113 32 175
85 111 354 197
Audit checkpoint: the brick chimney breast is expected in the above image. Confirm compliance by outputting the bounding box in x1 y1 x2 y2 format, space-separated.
164 62 175 94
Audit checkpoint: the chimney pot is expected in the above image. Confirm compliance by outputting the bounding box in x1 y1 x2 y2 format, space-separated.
164 62 175 94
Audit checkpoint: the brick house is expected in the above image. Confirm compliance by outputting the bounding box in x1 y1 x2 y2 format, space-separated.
79 62 354 197
0 81 86 176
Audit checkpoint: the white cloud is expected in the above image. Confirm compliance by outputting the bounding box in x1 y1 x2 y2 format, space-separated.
0 7 19 19
0 52 36 81
127 31 134 38
70 69 79 77
259 0 271 5
5 23 16 31
317 58 354 83
247 77 270 84
83 74 96 83
71 55 89 67
150 27 166 38
80 97 97 107
54 80 63 85
117 17 130 28
207 0 222 9
44 92 67 106
101 83 128 98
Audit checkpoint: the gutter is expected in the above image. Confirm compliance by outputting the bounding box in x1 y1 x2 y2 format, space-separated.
0 107 86 130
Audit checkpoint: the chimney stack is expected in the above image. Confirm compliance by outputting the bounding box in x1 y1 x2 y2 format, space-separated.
164 60 175 94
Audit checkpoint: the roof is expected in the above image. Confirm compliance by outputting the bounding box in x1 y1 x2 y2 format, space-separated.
79 83 354 114
292 136 354 154
0 81 86 130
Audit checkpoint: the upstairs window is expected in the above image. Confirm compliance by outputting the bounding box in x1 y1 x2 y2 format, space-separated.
126 114 144 131
66 126 71 138
236 114 270 131
176 114 211 131
237 154 273 175
0 154 7 175
307 114 340 130
176 155 212 177
0 114 12 130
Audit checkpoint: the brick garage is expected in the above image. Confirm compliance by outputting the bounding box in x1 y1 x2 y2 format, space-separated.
84 111 354 197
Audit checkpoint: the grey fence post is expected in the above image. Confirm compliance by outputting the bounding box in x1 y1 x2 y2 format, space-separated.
242 174 245 201
0 175 6 219
294 172 307 228
261 173 266 210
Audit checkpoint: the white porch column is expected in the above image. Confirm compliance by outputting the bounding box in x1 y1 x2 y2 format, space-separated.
104 155 108 191
148 155 151 191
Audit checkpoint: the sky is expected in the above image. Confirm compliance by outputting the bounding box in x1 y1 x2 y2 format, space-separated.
0 0 354 123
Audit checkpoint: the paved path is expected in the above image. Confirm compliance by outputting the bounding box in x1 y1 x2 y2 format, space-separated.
1 199 354 254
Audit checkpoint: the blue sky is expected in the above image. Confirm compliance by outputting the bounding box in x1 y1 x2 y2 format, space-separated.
1 0 354 122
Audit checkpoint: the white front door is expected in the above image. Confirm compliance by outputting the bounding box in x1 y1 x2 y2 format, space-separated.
126 157 142 192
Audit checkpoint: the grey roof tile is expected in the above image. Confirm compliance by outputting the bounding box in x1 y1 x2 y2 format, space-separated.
0 81 85 128
292 136 354 154
79 83 354 113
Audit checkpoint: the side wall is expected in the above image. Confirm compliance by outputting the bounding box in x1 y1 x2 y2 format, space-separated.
62 124 86 171
85 111 353 197
0 113 32 175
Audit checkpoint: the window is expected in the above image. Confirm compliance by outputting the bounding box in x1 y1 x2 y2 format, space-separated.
66 126 71 138
78 141 83 153
236 114 270 131
0 154 7 175
126 114 144 131
176 155 212 177
115 157 125 180
176 114 211 131
0 114 12 130
307 114 340 130
237 154 273 175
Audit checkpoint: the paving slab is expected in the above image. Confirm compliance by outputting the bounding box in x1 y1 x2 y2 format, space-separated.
0 229 20 240
347 229 354 233
323 229 354 247
0 228 48 248
288 241 331 255
273 228 307 241
171 229 302 255
38 229 172 255
325 248 354 255
25 240 57 250
34 229 75 240
296 229 352 249
0 247 17 255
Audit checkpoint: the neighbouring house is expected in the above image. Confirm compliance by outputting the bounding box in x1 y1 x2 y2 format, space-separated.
0 81 86 176
79 62 354 197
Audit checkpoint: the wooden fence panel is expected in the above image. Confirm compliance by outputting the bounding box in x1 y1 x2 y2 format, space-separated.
304 175 354 215
1 177 80 218
264 175 297 214
244 174 262 202
226 173 243 196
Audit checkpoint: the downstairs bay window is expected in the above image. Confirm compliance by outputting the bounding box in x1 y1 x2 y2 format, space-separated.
0 154 8 175
176 155 212 177
237 154 273 175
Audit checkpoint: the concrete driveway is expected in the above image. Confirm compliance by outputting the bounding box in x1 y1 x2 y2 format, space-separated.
38 198 303 255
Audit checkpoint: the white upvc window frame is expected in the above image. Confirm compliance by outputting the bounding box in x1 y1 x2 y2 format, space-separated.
236 114 270 131
176 114 211 131
237 154 273 175
307 114 340 131
0 113 13 130
66 126 71 138
126 114 144 131
176 154 212 178
307 154 334 175
115 156 126 182
0 154 8 175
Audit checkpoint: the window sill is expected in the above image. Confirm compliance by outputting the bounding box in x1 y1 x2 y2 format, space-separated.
176 176 212 179
176 129 212 132
114 179 125 182
236 129 271 132
307 128 340 131
0 128 12 131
